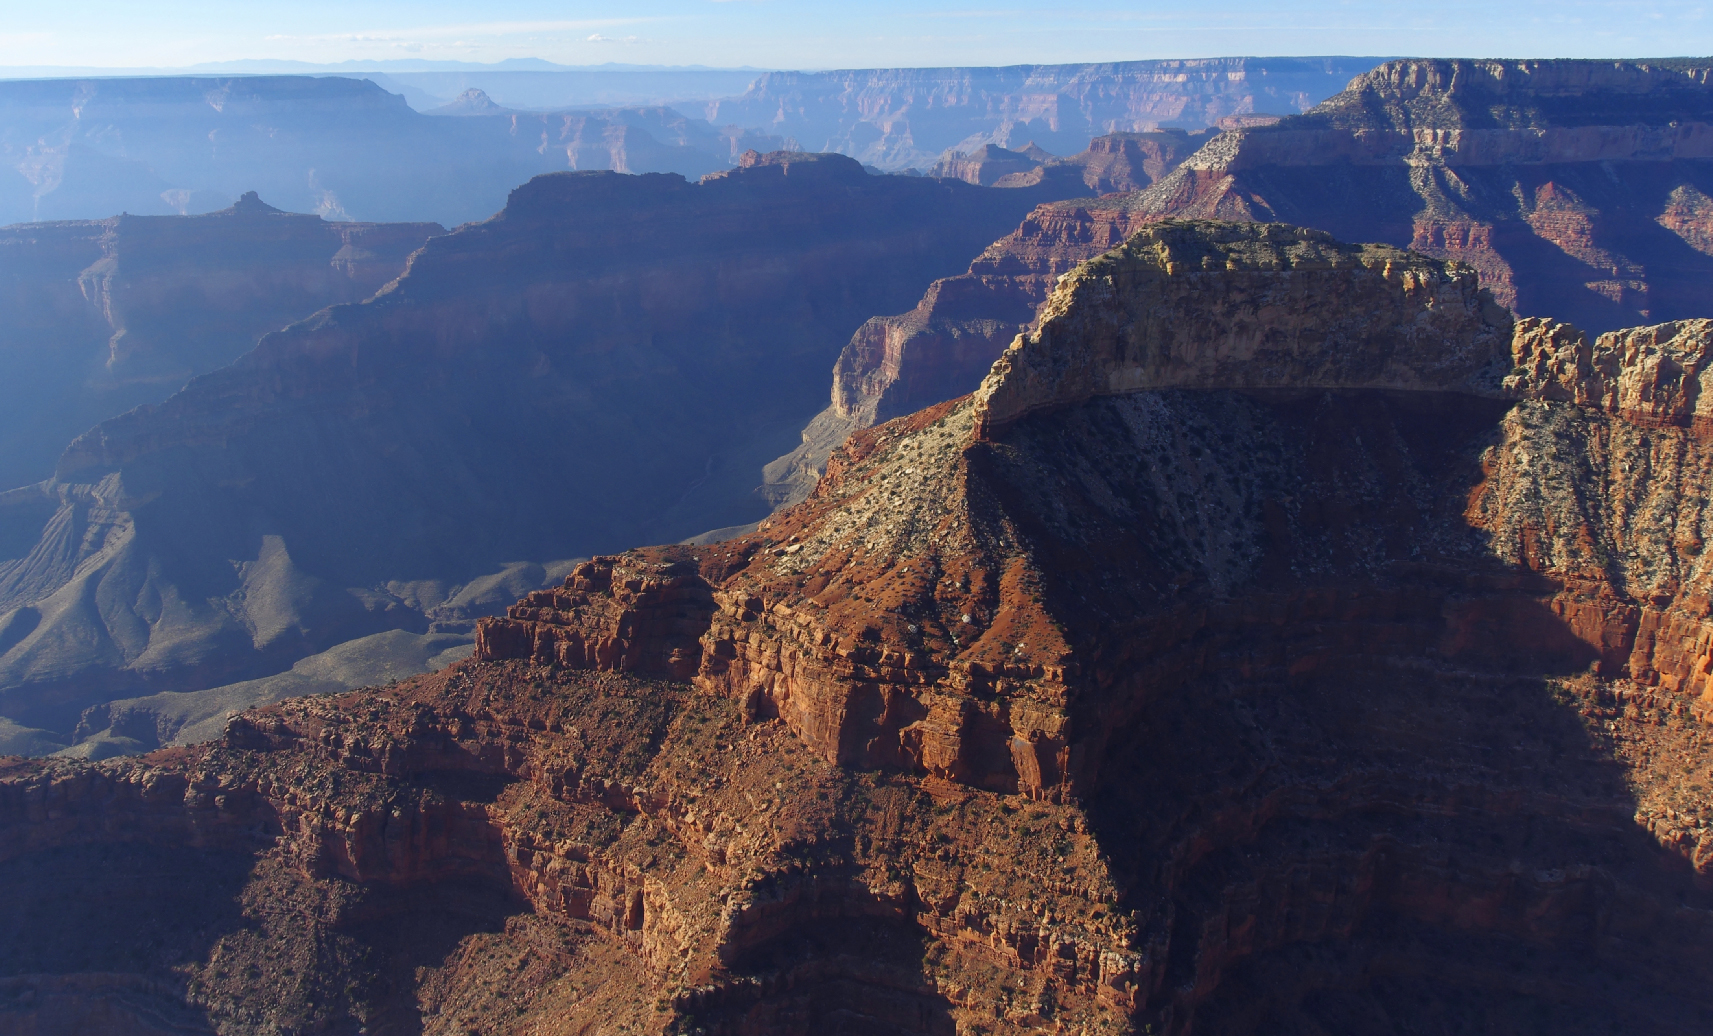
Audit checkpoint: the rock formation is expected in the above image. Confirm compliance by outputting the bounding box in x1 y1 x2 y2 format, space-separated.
708 58 1384 170
1134 58 1713 334
764 193 1158 505
0 193 441 492
929 144 1053 186
774 57 1713 507
0 157 1082 750
930 131 1212 195
6 220 1713 1034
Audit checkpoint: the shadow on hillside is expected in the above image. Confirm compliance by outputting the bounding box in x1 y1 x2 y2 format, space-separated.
1002 389 1713 1034
708 916 958 1036
0 798 523 1035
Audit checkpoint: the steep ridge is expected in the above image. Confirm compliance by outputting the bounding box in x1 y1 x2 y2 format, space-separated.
707 58 1384 170
1134 58 1713 334
6 221 1713 1033
0 193 441 492
0 155 1084 744
778 133 1210 495
763 194 1154 505
0 77 747 225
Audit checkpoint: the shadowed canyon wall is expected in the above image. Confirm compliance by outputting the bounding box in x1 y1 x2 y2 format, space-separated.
0 154 1082 745
5 221 1713 1034
0 193 441 493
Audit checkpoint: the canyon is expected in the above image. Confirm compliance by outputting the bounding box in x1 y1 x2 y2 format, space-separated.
926 131 1208 192
1133 58 1713 334
7 219 1713 1034
776 57 1713 504
0 60 1372 227
0 77 744 226
708 58 1383 171
0 153 1081 755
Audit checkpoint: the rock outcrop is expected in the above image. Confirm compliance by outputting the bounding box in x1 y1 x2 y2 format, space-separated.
0 158 1081 746
0 194 441 492
929 143 1059 186
496 222 1518 793
9 220 1713 1034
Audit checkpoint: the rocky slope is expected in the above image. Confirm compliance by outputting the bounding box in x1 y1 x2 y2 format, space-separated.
0 154 1083 749
6 220 1713 1034
0 193 441 492
1134 58 1713 334
707 58 1383 171
0 76 748 226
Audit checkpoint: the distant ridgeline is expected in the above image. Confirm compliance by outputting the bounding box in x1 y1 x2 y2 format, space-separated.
0 153 1073 756
0 59 1378 224
709 58 1383 170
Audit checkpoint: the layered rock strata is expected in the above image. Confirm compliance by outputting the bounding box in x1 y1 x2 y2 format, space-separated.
776 57 1713 509
9 220 1713 1033
498 221 1517 793
763 196 1160 504
0 154 1076 742
1134 58 1713 334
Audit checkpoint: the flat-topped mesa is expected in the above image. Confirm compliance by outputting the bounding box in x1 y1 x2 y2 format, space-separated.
972 219 1511 435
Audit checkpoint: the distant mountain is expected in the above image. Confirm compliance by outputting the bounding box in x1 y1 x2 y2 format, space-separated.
0 155 1086 747
0 192 440 492
0 76 748 225
708 57 1385 170
1132 58 1713 334
0 62 1384 226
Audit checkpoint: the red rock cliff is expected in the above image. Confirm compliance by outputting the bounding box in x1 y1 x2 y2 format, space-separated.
12 220 1713 1035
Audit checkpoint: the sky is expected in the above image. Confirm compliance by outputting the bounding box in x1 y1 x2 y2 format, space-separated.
2 0 1711 71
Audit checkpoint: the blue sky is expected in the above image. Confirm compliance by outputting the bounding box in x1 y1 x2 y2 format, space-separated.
4 0 1711 70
